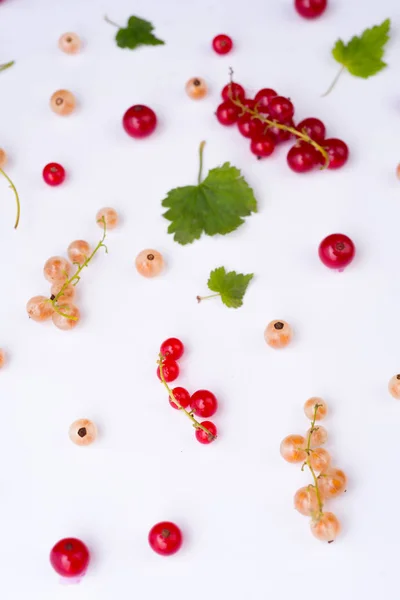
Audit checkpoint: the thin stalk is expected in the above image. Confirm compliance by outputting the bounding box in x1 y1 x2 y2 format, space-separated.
198 141 206 184
322 66 345 98
0 168 20 229
0 61 15 73
104 15 122 28
196 293 220 303
305 404 324 517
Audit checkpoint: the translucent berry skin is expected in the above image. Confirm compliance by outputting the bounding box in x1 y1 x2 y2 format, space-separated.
186 77 207 100
148 522 182 556
307 426 328 447
297 118 326 143
26 296 54 322
43 163 65 186
52 304 80 331
0 148 7 169
135 249 164 278
304 397 328 420
160 337 184 360
318 233 355 270
388 374 400 399
69 419 97 446
96 207 118 230
311 513 341 543
157 358 179 383
221 82 245 102
122 105 157 138
309 448 331 473
294 486 319 516
295 0 327 19
58 32 81 54
190 390 218 418
250 134 275 158
51 282 76 302
169 386 191 409
237 114 263 139
195 421 217 444
43 256 72 283
68 240 91 265
264 320 293 349
212 34 233 55
254 88 277 111
50 90 76 116
216 101 240 126
287 142 318 173
50 538 90 577
324 138 348 169
280 434 306 463
319 468 347 498
268 96 294 122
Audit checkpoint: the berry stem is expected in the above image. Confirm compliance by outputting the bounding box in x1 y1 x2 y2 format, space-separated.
196 293 220 303
321 66 345 98
198 141 206 184
157 355 216 441
0 60 15 73
51 217 108 319
104 15 122 28
0 167 20 229
304 403 324 517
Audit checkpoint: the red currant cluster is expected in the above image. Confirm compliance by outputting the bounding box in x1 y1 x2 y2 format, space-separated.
216 79 349 173
157 338 218 444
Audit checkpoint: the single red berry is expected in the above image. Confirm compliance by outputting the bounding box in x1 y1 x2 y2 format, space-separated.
250 133 276 158
254 88 278 112
287 142 318 173
190 389 218 418
242 98 256 110
148 521 182 556
267 120 294 143
221 82 245 102
318 233 355 271
122 104 157 138
169 386 191 410
50 538 90 578
324 138 349 169
295 0 327 19
160 337 184 360
212 34 233 55
268 96 295 122
296 117 326 143
157 358 179 383
237 114 263 139
195 421 217 444
216 101 240 126
43 163 66 186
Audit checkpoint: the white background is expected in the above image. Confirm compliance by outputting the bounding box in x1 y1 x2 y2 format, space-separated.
0 0 399 597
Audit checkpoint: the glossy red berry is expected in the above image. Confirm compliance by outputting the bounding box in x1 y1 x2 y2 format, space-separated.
297 118 326 143
318 233 355 270
169 386 191 409
195 421 217 444
190 389 218 418
216 101 240 126
221 82 245 102
212 34 233 55
268 96 295 122
267 120 294 143
324 138 349 169
43 163 66 186
287 142 318 173
295 0 327 19
157 358 179 383
160 337 184 360
242 98 256 110
237 114 263 139
148 521 182 556
250 133 275 158
50 538 90 578
254 88 277 112
122 104 157 138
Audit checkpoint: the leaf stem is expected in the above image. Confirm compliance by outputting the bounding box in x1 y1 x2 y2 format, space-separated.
322 66 345 97
157 355 217 441
196 293 220 303
51 217 108 319
0 168 20 229
305 403 324 517
0 61 15 73
198 141 206 184
104 15 122 28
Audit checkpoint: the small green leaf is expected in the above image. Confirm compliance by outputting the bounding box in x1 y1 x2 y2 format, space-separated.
206 267 254 309
114 16 165 51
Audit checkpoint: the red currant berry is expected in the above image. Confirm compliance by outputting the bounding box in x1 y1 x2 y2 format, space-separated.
296 117 326 143
195 421 217 444
324 138 349 169
221 82 245 102
157 358 179 383
268 96 295 122
254 89 278 112
169 386 191 409
43 163 66 186
160 337 184 360
190 390 218 418
267 120 294 143
250 133 275 158
287 142 318 173
295 0 327 19
212 34 233 55
50 538 90 578
237 114 263 139
242 98 256 110
122 105 157 138
148 521 182 556
318 233 355 271
216 101 240 126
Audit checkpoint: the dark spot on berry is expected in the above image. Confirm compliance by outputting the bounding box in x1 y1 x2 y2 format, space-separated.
162 528 170 538
147 254 154 261
335 242 345 251
396 374 400 380
274 321 284 330
56 97 63 106
50 167 57 173
133 105 144 112
328 540 334 544
50 294 55 301
77 427 87 438
193 79 201 86
257 156 261 160
66 37 72 43
65 542 73 551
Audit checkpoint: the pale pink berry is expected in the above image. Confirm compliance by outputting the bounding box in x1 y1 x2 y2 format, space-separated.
69 419 97 446
58 32 81 54
306 425 328 447
43 256 72 283
50 89 76 116
310 512 341 542
67 240 91 265
135 249 164 278
26 295 54 322
309 448 331 473
318 468 347 498
52 304 80 330
0 148 7 169
50 282 76 302
264 320 293 349
304 397 328 420
96 207 118 230
294 486 319 516
280 434 306 463
388 374 400 399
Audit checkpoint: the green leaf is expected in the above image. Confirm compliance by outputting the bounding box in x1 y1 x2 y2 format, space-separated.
114 16 165 50
332 19 390 78
162 144 257 245
206 267 253 309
